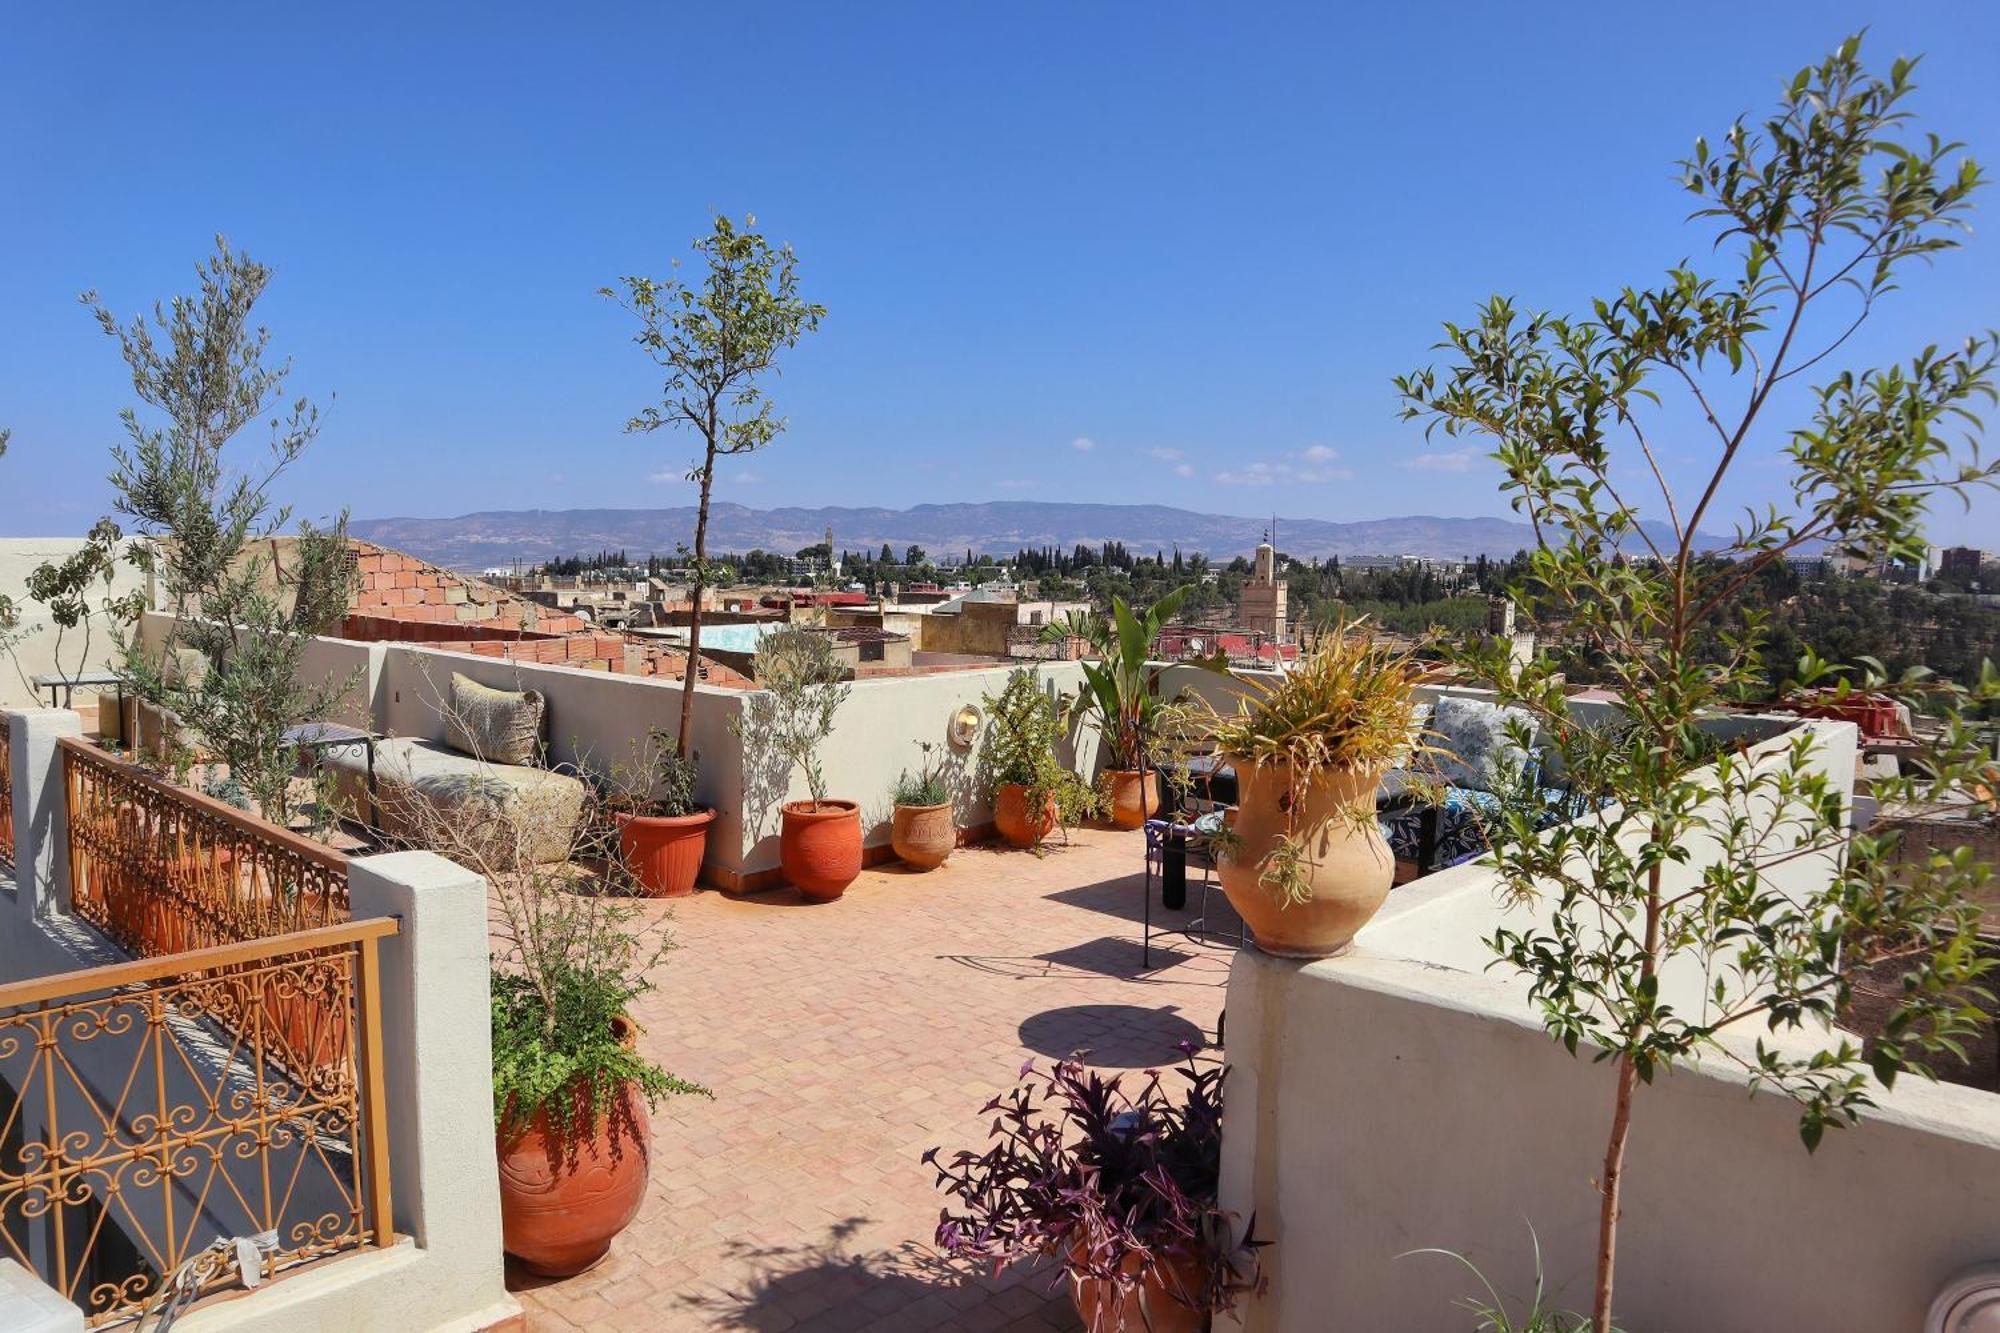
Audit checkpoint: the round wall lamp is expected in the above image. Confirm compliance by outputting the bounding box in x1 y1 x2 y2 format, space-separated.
948 704 982 749
1930 1264 2000 1333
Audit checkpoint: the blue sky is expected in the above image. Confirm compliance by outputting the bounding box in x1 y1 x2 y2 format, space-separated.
3 4 1997 545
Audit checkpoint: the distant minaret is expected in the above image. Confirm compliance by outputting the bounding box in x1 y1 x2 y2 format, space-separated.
1241 539 1288 643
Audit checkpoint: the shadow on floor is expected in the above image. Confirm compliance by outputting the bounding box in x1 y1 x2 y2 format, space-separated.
673 1217 1069 1330
1016 1002 1210 1067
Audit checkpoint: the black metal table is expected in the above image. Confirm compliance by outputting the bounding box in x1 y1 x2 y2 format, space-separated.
31 670 126 712
280 722 384 831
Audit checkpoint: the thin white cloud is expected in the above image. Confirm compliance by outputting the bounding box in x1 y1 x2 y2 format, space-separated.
1071 436 1096 452
730 469 763 485
1146 447 1184 462
1400 448 1480 474
1214 449 1354 486
1174 463 1195 478
995 478 1036 490
645 469 682 485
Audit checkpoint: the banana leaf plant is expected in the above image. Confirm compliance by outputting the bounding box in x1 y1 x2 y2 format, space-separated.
1065 587 1224 772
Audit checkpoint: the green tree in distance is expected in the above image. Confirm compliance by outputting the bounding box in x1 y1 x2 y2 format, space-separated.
605 215 824 757
1399 39 1998 1330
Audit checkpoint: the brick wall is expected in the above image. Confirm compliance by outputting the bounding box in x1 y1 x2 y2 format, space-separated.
343 541 753 686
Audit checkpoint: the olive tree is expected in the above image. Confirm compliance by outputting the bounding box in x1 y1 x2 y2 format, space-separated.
604 215 824 757
1398 39 1998 1330
89 237 354 824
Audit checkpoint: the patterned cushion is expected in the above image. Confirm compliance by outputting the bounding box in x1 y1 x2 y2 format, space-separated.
1429 696 1535 792
444 672 545 766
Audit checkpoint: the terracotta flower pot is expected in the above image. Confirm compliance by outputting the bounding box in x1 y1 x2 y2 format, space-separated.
994 782 1060 848
1066 1238 1209 1333
891 801 955 871
1104 769 1161 830
1216 759 1393 959
615 808 716 898
498 1018 650 1278
780 799 863 900
497 1075 650 1277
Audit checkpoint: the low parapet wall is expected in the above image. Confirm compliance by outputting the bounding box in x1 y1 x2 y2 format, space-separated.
1216 718 2000 1330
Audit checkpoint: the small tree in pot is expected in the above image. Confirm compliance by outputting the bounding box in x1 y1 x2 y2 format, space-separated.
733 626 859 899
400 695 710 1278
924 1046 1263 1333
608 727 714 898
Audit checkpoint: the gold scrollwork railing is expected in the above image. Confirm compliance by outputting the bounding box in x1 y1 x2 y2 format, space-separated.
1 720 14 866
60 737 349 958
0 917 399 1327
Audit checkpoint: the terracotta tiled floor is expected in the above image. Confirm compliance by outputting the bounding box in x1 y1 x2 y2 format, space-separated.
508 826 1240 1332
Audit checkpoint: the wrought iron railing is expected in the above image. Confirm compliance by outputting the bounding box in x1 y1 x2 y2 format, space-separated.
1 720 15 867
60 738 348 959
0 917 399 1327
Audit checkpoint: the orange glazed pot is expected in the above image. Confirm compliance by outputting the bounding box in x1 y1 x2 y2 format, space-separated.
1066 1238 1209 1333
1105 769 1161 830
615 808 715 898
780 799 862 900
994 783 1059 848
497 1074 651 1278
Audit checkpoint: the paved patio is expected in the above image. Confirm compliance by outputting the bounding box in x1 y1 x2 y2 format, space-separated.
508 826 1240 1332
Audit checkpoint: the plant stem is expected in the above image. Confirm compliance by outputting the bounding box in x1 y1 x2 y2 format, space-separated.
1594 1049 1638 1333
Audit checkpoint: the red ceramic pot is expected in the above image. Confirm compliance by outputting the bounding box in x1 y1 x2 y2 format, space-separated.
615 808 716 898
994 783 1059 848
779 799 862 900
497 1027 651 1277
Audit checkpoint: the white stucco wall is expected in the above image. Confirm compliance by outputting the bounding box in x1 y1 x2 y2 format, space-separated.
1216 718 2000 1331
292 636 1100 880
0 539 148 711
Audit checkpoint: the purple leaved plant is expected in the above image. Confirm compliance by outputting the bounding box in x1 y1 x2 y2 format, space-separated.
922 1044 1263 1326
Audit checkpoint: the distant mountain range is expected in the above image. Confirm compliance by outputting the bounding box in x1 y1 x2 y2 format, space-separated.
349 501 1709 570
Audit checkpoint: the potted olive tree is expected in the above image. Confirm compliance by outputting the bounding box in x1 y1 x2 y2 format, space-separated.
733 626 859 899
981 667 1101 849
925 1047 1263 1333
1207 620 1436 958
609 728 715 898
889 741 956 871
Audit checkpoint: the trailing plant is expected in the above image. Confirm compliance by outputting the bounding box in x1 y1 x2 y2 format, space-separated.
1396 38 1999 1330
732 625 851 808
88 238 357 827
980 667 1103 839
891 740 951 808
923 1046 1263 1326
605 215 825 762
1203 617 1438 908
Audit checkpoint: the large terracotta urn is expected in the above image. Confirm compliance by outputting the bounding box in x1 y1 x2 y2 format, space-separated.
891 801 955 870
994 783 1058 848
616 808 715 898
497 1074 651 1277
780 799 863 900
1216 759 1393 958
1066 1239 1208 1333
1104 769 1160 830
